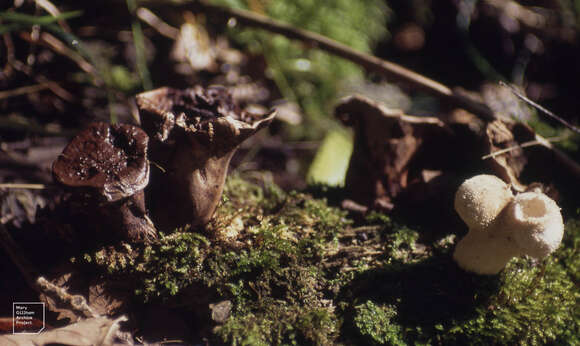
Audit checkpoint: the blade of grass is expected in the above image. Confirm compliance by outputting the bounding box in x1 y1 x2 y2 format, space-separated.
0 10 82 25
127 0 153 91
1 9 119 122
0 23 29 35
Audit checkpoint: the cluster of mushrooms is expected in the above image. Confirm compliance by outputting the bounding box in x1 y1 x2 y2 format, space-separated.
453 175 564 274
52 85 275 242
52 86 565 275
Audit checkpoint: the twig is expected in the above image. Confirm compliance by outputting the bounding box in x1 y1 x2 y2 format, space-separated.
0 83 50 100
39 32 98 76
500 81 580 134
18 31 98 84
481 136 565 160
533 133 580 177
0 183 47 189
143 0 496 119
9 58 75 101
137 7 179 39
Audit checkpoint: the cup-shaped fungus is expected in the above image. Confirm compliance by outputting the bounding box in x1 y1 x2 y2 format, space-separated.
452 174 564 275
503 192 564 259
136 85 275 231
53 122 156 242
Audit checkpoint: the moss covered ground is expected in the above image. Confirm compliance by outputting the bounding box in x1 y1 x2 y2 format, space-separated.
80 176 579 345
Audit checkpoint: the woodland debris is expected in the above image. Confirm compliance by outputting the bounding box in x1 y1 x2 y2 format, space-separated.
484 119 535 191
0 315 132 346
335 94 448 211
37 276 97 321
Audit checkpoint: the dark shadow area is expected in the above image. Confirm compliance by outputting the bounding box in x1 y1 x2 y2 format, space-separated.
339 253 500 342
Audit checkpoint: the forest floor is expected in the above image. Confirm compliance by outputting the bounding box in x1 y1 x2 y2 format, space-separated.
0 1 579 345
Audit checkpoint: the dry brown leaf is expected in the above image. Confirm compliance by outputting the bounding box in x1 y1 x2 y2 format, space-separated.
335 94 448 210
0 316 131 346
484 120 535 191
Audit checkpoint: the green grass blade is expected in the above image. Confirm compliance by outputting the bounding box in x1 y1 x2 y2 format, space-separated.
0 10 82 25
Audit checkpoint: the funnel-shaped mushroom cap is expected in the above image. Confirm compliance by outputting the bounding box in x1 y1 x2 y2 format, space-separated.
504 192 564 259
136 85 276 151
454 174 513 230
136 85 275 230
53 122 150 201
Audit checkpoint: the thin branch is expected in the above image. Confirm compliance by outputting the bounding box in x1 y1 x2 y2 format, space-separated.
500 81 580 134
533 133 580 177
142 0 496 119
9 57 75 101
0 83 50 100
0 183 47 189
39 32 97 76
137 7 179 39
482 136 565 160
141 0 580 178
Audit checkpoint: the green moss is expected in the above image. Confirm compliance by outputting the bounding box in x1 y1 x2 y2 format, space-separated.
80 243 138 274
439 219 579 345
208 177 348 344
77 177 579 345
354 301 404 345
348 218 579 346
134 231 210 301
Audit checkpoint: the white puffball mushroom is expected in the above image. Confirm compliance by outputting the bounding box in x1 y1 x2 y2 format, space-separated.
452 175 565 275
454 174 513 230
504 192 564 259
452 227 521 275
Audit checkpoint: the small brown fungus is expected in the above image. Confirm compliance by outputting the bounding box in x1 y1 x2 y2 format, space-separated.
136 85 275 231
53 122 156 242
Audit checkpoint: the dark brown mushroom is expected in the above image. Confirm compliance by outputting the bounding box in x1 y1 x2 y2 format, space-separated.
53 122 156 242
136 85 275 231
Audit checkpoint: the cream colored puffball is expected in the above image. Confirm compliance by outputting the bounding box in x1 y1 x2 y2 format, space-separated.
453 175 565 275
452 227 521 275
504 192 564 259
454 175 513 230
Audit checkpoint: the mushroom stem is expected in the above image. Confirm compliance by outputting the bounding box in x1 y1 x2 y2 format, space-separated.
136 86 275 232
117 191 157 242
154 145 236 231
453 225 521 275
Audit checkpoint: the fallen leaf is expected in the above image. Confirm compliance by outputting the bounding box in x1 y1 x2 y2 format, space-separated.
0 316 131 346
335 94 448 210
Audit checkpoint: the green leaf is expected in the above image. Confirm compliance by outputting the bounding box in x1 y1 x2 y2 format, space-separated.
307 129 353 186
